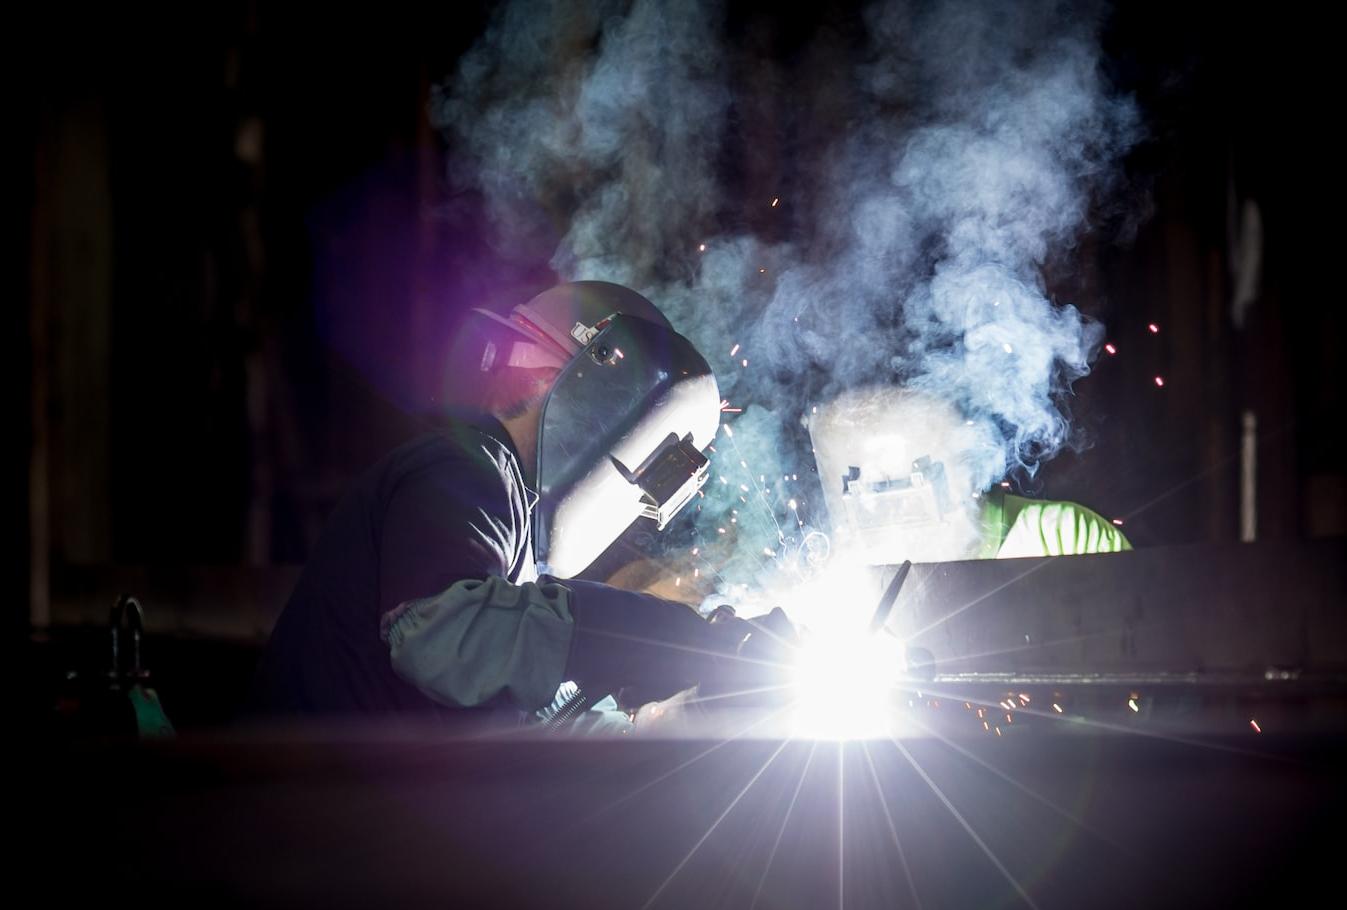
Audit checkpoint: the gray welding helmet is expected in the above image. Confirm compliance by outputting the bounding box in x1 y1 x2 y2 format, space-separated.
809 387 994 564
473 282 720 577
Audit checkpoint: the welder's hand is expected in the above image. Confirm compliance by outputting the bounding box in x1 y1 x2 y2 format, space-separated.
700 606 798 706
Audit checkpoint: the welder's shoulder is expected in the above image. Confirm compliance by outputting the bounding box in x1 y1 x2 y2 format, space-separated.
375 428 520 512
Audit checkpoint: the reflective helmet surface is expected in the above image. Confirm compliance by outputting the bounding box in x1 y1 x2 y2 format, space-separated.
481 282 720 577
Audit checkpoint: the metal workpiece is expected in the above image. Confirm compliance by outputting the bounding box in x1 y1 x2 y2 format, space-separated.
881 538 1347 679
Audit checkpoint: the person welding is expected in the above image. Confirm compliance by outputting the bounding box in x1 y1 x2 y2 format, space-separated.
809 385 1131 565
251 281 792 727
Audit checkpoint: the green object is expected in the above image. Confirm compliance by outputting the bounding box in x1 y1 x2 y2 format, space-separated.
127 684 176 739
978 490 1132 559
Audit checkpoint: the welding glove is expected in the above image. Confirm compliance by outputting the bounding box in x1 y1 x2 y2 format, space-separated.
697 605 798 706
557 579 797 708
558 577 726 703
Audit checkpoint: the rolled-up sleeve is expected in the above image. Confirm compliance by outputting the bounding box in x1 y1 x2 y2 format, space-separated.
381 576 575 711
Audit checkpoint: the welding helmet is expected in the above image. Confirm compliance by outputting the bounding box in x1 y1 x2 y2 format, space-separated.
469 282 720 577
808 387 992 564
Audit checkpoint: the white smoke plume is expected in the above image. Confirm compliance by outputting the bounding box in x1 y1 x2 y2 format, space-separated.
434 0 1140 587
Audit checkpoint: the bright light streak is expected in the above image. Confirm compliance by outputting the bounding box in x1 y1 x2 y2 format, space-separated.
771 197 780 207
791 632 899 739
1105 343 1117 355
1148 323 1159 333
1003 343 1013 354
698 243 707 253
1250 719 1262 733
1128 697 1140 712
788 499 798 510
723 424 734 438
1154 376 1165 388
742 358 749 367
730 343 741 357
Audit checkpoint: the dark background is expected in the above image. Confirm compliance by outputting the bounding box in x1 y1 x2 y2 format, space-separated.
13 2 1344 719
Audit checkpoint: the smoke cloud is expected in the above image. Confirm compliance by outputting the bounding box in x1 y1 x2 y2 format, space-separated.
434 0 1140 592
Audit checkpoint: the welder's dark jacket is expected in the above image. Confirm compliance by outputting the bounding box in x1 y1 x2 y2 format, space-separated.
251 416 716 723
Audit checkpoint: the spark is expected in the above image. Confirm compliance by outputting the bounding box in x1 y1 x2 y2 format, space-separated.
763 548 776 558
694 568 699 578
1003 343 1014 354
740 460 748 469
614 348 625 359
1112 518 1124 526
698 243 707 253
723 425 734 438
718 528 726 535
1250 719 1262 733
771 197 779 207
1128 698 1140 712
788 499 798 510
722 407 742 413
759 268 767 274
1154 376 1165 387
1104 343 1117 355
1000 481 1010 488
1052 703 1063 713
691 547 699 556
675 577 681 587
1148 323 1159 333
740 484 750 492
719 476 728 485
730 343 741 357
742 358 749 368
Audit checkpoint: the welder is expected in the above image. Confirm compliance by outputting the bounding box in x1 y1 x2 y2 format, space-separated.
810 386 1131 564
251 281 793 727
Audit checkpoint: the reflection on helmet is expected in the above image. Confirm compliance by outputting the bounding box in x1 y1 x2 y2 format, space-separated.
490 284 719 578
810 387 995 564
